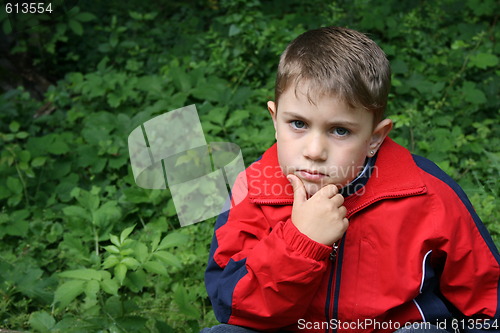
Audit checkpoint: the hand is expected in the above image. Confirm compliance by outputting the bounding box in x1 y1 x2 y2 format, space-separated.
287 174 349 246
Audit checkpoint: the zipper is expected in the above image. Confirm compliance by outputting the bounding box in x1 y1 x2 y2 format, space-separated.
325 248 337 333
329 242 339 261
325 238 344 333
329 237 346 333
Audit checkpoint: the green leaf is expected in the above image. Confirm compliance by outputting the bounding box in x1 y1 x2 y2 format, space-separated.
206 106 229 126
133 242 149 263
3 133 15 142
150 233 161 252
29 311 56 333
99 269 112 281
115 316 148 330
74 12 96 22
31 156 47 167
47 139 69 155
170 67 191 91
143 261 168 276
54 280 86 309
228 24 241 36
153 251 182 268
110 233 120 247
129 11 143 20
6 177 22 194
8 193 23 207
165 198 177 217
6 219 29 236
172 284 201 318
68 19 83 35
93 201 121 226
16 131 29 139
59 269 102 281
467 0 496 16
0 184 8 201
100 278 119 296
107 92 121 108
469 52 499 69
157 232 189 250
125 269 147 292
120 225 136 244
85 280 100 298
115 263 127 285
102 255 120 269
104 245 120 254
0 213 8 225
225 110 250 128
9 121 20 132
63 205 90 221
18 149 30 162
155 321 175 333
55 183 75 202
109 32 119 48
462 81 486 104
10 209 31 222
75 189 100 212
121 257 141 270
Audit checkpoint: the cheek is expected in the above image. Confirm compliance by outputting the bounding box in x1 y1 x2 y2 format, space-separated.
277 147 293 173
330 146 368 174
276 130 296 156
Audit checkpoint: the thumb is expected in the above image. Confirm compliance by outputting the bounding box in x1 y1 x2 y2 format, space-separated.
287 174 307 204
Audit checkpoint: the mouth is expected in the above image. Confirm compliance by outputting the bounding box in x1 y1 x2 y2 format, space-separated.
296 169 328 182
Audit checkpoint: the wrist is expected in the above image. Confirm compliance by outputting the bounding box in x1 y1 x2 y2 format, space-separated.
283 220 332 260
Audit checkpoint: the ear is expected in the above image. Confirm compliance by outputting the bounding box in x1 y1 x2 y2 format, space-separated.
267 101 278 140
367 118 393 157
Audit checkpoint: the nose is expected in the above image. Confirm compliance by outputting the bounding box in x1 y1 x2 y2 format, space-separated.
303 132 328 161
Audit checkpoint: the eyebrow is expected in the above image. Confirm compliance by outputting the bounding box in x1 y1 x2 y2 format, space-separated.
281 111 360 129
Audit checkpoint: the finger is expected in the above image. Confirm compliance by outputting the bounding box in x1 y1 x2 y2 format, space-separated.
287 174 307 204
338 205 347 217
331 193 345 207
318 183 338 198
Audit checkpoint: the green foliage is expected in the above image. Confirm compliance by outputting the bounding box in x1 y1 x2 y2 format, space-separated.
0 0 498 331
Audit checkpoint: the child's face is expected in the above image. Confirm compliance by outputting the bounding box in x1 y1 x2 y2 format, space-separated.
268 82 391 196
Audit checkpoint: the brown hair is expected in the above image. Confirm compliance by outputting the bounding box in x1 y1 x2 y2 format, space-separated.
275 26 391 122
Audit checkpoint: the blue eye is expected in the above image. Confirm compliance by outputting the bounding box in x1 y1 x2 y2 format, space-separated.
334 127 349 136
291 120 306 129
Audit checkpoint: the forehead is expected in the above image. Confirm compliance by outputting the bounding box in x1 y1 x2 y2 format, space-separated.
278 80 375 125
277 82 374 125
279 77 332 105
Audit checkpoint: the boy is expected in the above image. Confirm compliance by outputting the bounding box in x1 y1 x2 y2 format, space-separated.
202 26 500 332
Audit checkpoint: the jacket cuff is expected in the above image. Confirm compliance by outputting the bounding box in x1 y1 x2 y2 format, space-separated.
282 220 332 261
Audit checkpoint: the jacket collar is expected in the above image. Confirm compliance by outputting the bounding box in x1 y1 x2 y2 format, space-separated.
246 137 427 216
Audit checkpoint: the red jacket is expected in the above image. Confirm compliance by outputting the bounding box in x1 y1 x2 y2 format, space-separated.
205 138 500 332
